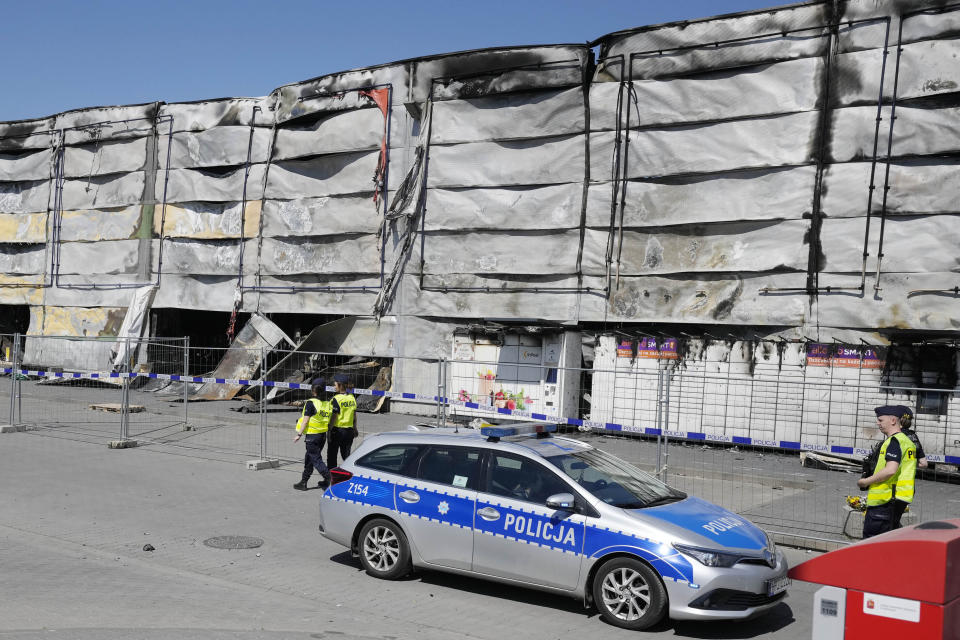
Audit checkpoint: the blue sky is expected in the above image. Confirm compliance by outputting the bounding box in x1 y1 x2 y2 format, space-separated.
3 0 784 122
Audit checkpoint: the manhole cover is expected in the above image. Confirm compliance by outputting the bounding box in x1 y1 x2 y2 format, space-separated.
203 535 263 549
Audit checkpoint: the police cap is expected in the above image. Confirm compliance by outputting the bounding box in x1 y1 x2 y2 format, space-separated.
333 373 349 384
874 405 907 419
311 377 326 389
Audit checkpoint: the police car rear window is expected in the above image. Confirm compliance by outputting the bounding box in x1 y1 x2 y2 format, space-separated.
417 446 481 490
356 444 424 476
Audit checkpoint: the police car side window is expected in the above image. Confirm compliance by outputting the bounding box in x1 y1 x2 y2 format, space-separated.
486 453 573 506
356 445 424 477
416 446 481 490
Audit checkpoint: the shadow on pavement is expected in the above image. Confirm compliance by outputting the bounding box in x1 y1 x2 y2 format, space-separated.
671 603 794 638
417 570 591 617
324 555 796 637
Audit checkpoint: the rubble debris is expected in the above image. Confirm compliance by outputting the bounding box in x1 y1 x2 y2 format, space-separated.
89 403 145 413
800 452 861 472
190 314 292 401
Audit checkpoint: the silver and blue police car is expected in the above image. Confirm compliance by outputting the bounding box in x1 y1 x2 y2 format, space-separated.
317 423 789 631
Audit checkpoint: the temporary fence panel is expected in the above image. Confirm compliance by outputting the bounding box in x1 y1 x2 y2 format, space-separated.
263 346 375 466
446 330 581 422
261 348 432 467
123 338 189 441
435 347 960 546
5 329 959 548
173 345 266 458
389 356 445 419
10 335 162 442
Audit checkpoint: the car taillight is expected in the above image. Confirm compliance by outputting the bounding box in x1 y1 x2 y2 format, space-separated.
330 467 353 485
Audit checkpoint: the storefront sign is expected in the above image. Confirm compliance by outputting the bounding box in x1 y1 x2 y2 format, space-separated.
637 337 678 360
806 343 886 369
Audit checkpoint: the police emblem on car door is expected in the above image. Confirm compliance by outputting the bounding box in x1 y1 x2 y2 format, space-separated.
394 445 481 570
472 451 586 589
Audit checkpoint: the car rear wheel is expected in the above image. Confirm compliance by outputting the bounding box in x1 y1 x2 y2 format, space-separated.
358 518 411 580
592 557 667 630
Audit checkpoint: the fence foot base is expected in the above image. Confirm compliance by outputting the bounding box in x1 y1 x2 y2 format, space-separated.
108 439 139 449
181 424 194 431
0 424 26 433
246 459 279 470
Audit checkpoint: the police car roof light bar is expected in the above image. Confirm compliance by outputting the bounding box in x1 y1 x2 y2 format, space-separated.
480 423 557 442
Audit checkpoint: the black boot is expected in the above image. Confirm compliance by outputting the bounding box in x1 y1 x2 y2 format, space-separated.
293 481 308 491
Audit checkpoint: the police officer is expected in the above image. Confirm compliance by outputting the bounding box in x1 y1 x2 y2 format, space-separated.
860 405 927 475
896 405 928 469
326 373 358 470
857 405 918 538
293 377 332 491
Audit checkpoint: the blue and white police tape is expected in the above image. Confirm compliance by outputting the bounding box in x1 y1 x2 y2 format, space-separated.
0 367 442 401
2 366 957 465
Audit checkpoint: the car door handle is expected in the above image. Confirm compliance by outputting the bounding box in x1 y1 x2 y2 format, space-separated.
398 490 420 503
477 506 500 521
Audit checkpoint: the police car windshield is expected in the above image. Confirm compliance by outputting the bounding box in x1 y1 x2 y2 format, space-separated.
545 448 685 509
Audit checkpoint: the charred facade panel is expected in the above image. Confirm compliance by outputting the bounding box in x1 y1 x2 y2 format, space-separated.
0 1 955 360
405 46 591 300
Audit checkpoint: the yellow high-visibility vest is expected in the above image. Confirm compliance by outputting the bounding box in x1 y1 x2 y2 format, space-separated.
297 398 332 434
866 431 916 507
332 393 357 428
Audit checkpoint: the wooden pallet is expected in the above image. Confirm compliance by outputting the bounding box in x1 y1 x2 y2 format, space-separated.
89 403 145 413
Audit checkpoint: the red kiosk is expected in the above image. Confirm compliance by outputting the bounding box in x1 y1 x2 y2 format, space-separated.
789 519 960 639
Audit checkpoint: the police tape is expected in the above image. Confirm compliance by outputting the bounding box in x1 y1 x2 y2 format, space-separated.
3 365 958 465
0 367 444 401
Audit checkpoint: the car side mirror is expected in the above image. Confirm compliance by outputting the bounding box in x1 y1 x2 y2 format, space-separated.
546 493 577 511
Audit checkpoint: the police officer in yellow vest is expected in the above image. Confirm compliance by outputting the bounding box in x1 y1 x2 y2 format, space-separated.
293 377 332 491
326 373 358 470
856 405 918 538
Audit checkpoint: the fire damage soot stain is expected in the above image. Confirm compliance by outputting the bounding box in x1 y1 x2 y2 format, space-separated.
643 236 664 269
922 79 959 93
711 278 743 320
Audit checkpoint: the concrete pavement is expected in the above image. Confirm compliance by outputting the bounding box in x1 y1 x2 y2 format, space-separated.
0 427 819 639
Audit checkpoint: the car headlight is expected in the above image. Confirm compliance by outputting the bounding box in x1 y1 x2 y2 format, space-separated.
673 543 743 568
764 531 777 555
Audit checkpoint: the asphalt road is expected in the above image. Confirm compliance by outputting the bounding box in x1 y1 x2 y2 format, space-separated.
0 427 822 640
7 376 959 549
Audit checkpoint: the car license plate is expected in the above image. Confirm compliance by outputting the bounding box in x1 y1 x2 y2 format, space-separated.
766 575 791 596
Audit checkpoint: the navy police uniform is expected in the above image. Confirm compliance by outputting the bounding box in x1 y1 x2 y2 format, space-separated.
293 378 332 491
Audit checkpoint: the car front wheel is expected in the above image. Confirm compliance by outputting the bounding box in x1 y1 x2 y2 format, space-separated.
592 557 667 630
357 518 411 580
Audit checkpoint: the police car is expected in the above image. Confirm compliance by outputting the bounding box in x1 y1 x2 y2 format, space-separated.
317 423 789 630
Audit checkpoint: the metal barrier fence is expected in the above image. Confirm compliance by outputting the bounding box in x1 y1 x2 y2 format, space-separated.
443 356 960 547
2 335 443 462
3 334 188 444
262 347 441 469
4 334 958 548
